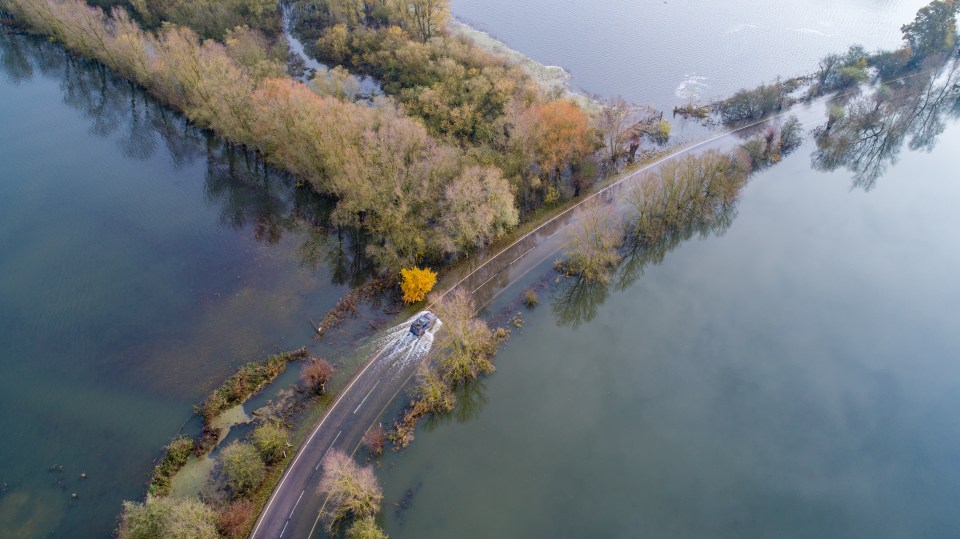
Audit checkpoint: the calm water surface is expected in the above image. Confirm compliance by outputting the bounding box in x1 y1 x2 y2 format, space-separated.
452 0 929 108
378 66 960 537
0 34 362 537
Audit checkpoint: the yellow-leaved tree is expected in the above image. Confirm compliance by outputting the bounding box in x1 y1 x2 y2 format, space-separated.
400 267 437 304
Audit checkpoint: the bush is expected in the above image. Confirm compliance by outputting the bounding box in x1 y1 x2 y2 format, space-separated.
119 497 219 539
252 422 290 464
300 358 334 394
220 441 266 497
400 267 438 304
217 499 254 539
362 426 386 456
522 288 539 308
148 436 195 497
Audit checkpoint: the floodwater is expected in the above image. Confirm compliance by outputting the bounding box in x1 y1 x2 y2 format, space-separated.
0 33 363 537
451 0 929 108
377 59 960 538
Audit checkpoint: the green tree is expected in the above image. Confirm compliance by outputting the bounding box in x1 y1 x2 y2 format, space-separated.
901 0 958 62
347 516 388 539
118 497 219 539
252 422 290 464
220 441 266 497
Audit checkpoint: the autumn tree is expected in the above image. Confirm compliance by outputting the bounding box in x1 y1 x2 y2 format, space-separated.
318 450 384 532
522 99 597 180
439 166 518 256
400 267 437 304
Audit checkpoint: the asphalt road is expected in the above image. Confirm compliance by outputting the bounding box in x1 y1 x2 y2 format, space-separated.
249 103 825 539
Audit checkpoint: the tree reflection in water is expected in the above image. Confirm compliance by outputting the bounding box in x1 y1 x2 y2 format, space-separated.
813 59 960 190
0 32 375 286
554 58 960 328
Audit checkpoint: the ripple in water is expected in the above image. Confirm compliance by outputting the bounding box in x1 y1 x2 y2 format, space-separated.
675 74 711 102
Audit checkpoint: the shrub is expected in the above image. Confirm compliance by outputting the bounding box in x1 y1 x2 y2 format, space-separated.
220 441 265 497
362 426 386 456
300 357 334 394
522 288 539 308
118 497 219 539
217 499 254 539
252 422 290 464
346 516 388 539
400 267 437 304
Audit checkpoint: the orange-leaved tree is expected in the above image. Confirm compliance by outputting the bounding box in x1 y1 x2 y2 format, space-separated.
401 267 438 304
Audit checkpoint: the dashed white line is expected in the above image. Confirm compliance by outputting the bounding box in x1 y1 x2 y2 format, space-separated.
279 520 289 538
354 381 380 414
289 490 305 520
316 431 342 470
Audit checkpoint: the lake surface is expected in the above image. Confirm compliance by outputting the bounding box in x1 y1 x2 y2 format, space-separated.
452 0 929 109
0 33 360 537
377 63 960 537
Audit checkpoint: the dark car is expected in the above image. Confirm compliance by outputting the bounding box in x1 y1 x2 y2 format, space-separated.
410 311 438 337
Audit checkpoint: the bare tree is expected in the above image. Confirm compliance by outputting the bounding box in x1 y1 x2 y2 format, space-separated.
318 450 383 532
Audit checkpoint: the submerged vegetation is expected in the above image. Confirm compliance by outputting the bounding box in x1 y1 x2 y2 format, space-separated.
147 436 195 497
198 348 308 423
388 289 505 449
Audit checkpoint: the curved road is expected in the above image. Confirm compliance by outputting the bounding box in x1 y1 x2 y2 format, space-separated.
249 103 826 539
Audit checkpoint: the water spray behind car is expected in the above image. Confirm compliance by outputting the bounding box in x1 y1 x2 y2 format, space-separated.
364 311 443 382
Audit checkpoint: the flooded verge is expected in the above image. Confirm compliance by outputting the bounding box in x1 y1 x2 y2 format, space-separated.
376 59 960 538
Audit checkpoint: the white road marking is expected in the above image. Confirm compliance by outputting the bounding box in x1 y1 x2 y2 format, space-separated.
280 520 289 538
289 490 305 520
354 382 380 414
250 339 396 539
316 431 342 471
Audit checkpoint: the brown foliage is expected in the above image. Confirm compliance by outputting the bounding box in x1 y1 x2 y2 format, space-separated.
301 358 334 394
362 426 386 456
217 500 254 539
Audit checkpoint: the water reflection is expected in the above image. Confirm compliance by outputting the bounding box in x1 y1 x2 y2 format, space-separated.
813 59 960 190
552 59 960 329
0 32 375 285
